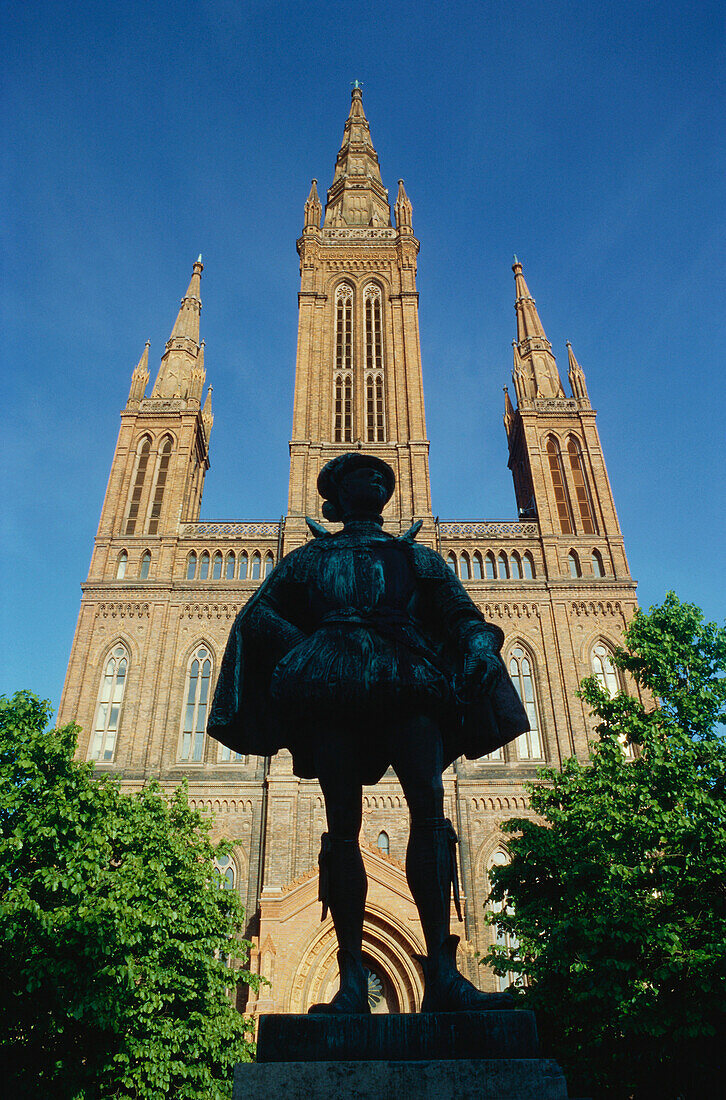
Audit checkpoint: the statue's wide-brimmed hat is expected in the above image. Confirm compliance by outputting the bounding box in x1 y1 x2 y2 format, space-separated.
317 452 396 515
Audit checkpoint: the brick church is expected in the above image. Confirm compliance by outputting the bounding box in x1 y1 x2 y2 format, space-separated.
58 87 640 1014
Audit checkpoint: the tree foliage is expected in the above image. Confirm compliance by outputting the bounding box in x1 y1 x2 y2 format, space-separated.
485 594 726 1099
0 692 261 1100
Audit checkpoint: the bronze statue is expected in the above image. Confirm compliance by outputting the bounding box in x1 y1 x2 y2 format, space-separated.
209 454 528 1014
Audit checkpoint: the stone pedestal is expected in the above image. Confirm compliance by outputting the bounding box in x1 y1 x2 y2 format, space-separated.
233 1011 571 1099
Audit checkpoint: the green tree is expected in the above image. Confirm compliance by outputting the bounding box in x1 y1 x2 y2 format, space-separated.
0 691 262 1100
485 594 726 1099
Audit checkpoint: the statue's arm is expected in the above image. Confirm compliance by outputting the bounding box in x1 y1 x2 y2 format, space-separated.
241 559 308 661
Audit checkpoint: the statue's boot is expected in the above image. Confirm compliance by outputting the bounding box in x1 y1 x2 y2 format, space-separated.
308 948 370 1014
408 819 515 1013
419 933 515 1012
308 834 370 1015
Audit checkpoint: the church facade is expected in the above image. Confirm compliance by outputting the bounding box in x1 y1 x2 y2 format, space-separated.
58 88 640 1014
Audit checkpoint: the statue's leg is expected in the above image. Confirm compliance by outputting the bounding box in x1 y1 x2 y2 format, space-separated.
307 753 369 1014
394 714 514 1013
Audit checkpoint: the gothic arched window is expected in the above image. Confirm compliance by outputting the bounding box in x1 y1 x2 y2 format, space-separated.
523 552 535 579
568 550 581 578
377 831 390 855
219 745 245 763
472 552 483 580
89 644 128 762
214 854 236 890
147 436 173 535
125 436 151 536
510 552 522 579
199 551 210 580
333 284 354 443
508 646 543 759
264 552 274 578
251 552 262 580
488 849 519 991
139 550 151 579
567 436 597 535
116 550 128 579
364 285 385 442
446 552 457 574
180 644 212 762
225 552 235 580
186 551 197 580
238 551 248 579
459 552 470 580
592 549 605 577
591 642 619 698
212 551 223 580
485 552 496 580
497 552 509 580
546 436 574 535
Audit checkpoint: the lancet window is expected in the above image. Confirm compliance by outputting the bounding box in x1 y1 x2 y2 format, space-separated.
140 550 151 579
180 644 212 762
488 849 519 990
364 285 385 442
125 437 151 535
116 550 128 579
546 436 574 535
333 284 354 443
567 437 597 535
89 644 128 762
508 646 543 759
147 436 173 535
225 552 236 580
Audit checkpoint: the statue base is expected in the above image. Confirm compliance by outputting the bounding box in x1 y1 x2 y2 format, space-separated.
233 1011 570 1099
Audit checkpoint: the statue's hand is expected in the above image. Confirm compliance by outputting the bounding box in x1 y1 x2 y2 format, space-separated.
461 635 501 697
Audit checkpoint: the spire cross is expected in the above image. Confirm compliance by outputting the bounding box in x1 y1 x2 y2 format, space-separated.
351 79 363 90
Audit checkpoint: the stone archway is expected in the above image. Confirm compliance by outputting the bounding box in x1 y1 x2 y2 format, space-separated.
287 903 425 1015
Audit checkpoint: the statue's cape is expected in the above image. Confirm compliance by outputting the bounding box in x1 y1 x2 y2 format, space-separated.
208 531 529 776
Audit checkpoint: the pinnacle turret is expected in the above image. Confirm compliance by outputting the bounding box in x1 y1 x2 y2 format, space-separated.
202 384 214 438
303 179 322 230
151 258 203 400
127 340 150 405
324 86 391 228
394 179 413 232
566 340 590 403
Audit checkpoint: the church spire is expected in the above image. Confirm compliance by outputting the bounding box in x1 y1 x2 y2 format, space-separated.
127 340 150 405
151 257 203 400
511 258 565 401
324 85 391 228
503 385 515 436
566 340 590 403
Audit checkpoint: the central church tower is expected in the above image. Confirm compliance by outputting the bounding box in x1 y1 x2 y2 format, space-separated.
287 86 431 546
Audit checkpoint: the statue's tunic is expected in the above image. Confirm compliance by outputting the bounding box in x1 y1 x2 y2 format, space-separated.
209 521 528 784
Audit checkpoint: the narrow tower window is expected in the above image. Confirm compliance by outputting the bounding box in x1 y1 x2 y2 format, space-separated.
139 550 151 579
546 437 574 535
251 552 261 580
568 550 581 578
509 646 543 759
212 551 223 580
239 551 248 579
523 553 535 579
147 437 173 535
592 549 605 577
446 552 457 574
199 551 210 580
377 831 390 855
567 437 597 534
225 552 236 580
89 644 128 762
364 285 385 442
116 550 128 579
591 643 619 697
180 644 212 762
214 855 236 889
125 437 151 535
186 551 197 580
472 552 483 580
333 284 354 443
459 552 470 580
510 552 522 579
264 552 274 577
497 552 509 579
485 552 496 580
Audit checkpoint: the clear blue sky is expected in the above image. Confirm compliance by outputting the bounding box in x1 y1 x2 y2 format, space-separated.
3 1 725 711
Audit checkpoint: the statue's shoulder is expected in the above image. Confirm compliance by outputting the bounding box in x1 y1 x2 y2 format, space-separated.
399 529 449 580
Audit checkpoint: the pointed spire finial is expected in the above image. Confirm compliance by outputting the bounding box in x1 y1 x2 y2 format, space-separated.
395 179 413 231
566 340 589 402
